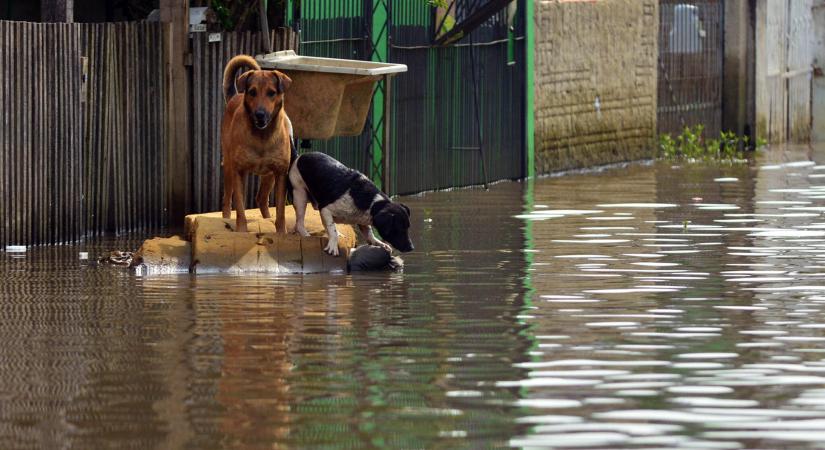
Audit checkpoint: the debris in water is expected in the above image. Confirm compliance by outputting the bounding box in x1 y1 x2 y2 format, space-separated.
4 245 26 253
99 251 133 267
348 245 403 272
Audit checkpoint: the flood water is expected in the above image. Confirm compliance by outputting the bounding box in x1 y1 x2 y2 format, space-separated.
5 146 825 449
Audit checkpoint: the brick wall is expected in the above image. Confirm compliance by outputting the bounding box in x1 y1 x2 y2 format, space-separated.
534 0 658 173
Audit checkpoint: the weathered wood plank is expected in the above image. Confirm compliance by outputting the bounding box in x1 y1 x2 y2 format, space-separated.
161 0 192 224
788 0 813 142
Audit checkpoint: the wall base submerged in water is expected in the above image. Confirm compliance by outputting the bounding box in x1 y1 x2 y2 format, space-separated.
533 0 659 174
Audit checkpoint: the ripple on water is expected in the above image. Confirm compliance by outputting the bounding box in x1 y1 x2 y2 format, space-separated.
676 353 739 360
531 423 683 436
592 410 760 424
666 386 735 395
509 432 631 448
669 397 759 408
13 156 825 449
514 399 583 409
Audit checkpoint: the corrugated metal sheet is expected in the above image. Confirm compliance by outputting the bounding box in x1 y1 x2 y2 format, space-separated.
1 21 165 247
80 22 167 237
0 22 85 245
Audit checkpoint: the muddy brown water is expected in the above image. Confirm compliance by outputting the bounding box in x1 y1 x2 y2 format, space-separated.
5 147 825 449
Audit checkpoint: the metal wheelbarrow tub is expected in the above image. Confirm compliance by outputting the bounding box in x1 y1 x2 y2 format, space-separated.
256 50 407 140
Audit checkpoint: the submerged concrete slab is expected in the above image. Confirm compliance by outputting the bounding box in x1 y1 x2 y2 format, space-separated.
137 207 356 274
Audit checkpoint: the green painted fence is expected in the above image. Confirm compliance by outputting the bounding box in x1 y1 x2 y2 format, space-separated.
291 0 528 195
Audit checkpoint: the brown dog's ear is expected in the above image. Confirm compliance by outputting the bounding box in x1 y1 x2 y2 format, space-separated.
236 70 255 93
274 71 292 93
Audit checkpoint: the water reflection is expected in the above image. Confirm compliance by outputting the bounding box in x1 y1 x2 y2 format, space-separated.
514 145 825 449
0 184 531 449
7 146 825 448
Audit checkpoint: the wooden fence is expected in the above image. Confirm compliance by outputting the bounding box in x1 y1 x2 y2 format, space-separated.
191 29 298 213
0 20 298 246
1 21 85 246
80 22 167 237
0 21 166 246
756 0 813 144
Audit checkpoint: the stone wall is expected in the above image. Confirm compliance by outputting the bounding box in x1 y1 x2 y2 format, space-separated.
534 0 658 173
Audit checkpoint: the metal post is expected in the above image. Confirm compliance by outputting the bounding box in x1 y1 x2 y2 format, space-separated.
469 32 489 190
369 0 389 189
525 0 535 179
382 73 392 194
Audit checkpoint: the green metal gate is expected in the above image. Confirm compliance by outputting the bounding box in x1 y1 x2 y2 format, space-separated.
291 0 527 195
289 1 374 180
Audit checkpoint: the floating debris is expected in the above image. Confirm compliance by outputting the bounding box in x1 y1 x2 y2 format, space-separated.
99 251 133 267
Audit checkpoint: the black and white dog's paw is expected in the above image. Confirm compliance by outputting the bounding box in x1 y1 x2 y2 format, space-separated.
374 240 392 254
324 238 340 256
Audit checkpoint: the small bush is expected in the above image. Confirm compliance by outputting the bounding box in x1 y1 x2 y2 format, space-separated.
658 125 764 161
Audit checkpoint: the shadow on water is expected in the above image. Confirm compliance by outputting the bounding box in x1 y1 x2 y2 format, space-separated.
7 146 825 448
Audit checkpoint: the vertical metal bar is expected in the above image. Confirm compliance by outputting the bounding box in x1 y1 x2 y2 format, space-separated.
469 32 489 189
524 0 535 179
1 21 7 245
382 73 391 194
193 32 201 211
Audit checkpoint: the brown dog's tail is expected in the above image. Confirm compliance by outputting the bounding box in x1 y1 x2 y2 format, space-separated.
223 55 260 103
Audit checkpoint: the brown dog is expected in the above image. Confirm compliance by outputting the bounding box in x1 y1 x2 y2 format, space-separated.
221 55 293 233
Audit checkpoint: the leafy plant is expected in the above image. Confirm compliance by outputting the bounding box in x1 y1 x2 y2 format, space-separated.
210 0 234 31
658 125 764 162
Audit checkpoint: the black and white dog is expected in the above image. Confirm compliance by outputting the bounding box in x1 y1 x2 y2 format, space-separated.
289 152 414 256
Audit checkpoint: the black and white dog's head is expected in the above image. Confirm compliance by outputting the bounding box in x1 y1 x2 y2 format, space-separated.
372 202 414 253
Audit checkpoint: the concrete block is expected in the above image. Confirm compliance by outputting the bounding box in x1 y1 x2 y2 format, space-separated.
132 236 192 274
136 207 359 274
300 236 326 273
187 207 355 274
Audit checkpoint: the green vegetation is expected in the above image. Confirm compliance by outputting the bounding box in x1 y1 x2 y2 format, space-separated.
209 0 289 31
658 125 766 161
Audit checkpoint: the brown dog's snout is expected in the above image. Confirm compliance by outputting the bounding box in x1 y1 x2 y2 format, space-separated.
253 109 270 128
